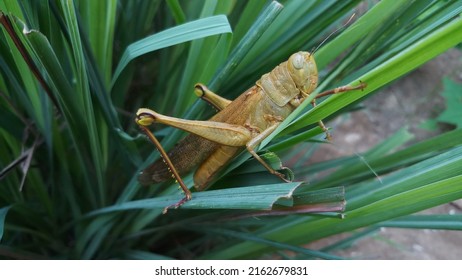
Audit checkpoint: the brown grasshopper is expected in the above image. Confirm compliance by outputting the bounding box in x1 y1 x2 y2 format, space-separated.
136 51 366 213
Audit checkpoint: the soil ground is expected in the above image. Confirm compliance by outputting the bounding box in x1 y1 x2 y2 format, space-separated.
307 49 462 259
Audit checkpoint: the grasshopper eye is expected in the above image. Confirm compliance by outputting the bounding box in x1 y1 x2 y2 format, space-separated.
291 53 305 70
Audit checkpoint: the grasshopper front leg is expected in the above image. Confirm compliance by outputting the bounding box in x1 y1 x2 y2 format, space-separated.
245 122 290 182
312 81 367 140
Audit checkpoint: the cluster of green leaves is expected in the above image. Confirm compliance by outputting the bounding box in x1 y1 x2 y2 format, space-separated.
0 0 461 259
421 77 462 130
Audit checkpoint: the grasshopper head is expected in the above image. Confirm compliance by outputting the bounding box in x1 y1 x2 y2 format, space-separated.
287 51 318 95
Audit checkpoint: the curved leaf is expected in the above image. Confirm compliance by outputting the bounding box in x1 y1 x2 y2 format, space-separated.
111 15 232 87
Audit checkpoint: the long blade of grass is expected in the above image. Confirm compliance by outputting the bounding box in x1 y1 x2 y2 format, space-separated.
111 15 232 87
208 1 283 90
311 129 462 191
59 0 106 205
379 215 462 230
0 206 12 242
89 182 301 215
203 228 343 260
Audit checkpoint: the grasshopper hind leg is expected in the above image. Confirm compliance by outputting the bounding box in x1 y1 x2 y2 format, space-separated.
136 117 192 214
162 194 191 214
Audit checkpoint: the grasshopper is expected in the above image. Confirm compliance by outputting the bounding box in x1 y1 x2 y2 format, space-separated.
136 51 366 213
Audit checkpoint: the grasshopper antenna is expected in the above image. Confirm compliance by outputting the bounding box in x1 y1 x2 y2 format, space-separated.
310 13 356 56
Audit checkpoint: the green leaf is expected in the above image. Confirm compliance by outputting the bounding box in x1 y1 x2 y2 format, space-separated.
203 228 343 260
0 206 12 241
88 182 301 215
111 15 232 87
208 1 283 90
380 214 462 230
435 77 462 128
